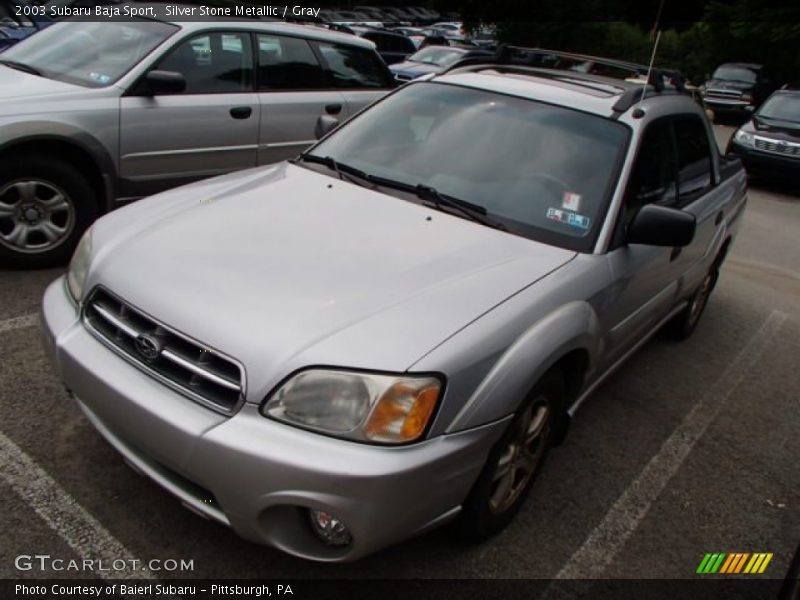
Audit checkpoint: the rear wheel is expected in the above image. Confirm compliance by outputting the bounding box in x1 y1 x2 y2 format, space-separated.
455 371 564 541
0 156 97 269
665 265 719 341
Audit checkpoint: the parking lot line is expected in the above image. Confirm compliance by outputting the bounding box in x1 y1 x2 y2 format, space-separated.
552 310 787 583
0 429 149 579
0 313 38 335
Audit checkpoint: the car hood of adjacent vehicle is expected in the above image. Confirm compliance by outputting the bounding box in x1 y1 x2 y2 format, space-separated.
747 114 800 140
704 78 754 92
88 163 577 400
390 60 443 77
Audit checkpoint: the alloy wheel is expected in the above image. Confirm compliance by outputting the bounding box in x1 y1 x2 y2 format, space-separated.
0 179 76 254
489 398 551 514
688 273 714 327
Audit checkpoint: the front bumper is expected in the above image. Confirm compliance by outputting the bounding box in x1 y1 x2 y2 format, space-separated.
703 98 755 116
41 277 506 562
727 142 800 180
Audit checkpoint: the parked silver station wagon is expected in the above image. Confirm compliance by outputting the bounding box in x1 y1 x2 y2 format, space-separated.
42 61 748 561
0 15 393 268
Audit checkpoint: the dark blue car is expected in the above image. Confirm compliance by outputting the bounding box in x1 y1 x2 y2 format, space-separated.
0 0 51 52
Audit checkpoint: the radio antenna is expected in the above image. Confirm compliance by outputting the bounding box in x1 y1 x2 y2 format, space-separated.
638 29 662 108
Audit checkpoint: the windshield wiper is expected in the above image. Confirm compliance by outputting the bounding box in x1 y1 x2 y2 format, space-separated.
0 60 42 77
416 184 506 230
297 156 505 231
297 154 376 189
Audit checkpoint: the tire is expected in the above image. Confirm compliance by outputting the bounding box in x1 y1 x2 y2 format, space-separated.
455 371 565 542
0 155 97 269
664 264 720 341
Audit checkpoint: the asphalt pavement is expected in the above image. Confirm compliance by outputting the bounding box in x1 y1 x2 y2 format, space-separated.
0 125 798 589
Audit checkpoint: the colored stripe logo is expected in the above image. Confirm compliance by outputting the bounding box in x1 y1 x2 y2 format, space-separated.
697 552 773 574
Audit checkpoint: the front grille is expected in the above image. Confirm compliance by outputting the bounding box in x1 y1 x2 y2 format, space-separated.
754 137 800 158
84 288 245 414
704 88 743 100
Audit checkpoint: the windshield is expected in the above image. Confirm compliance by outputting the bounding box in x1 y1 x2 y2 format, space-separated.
308 82 629 252
712 66 757 84
1 20 178 88
407 46 467 66
757 93 800 123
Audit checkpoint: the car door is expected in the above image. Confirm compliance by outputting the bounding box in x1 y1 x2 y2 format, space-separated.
313 41 394 117
671 115 730 295
254 33 346 165
603 118 686 364
119 31 259 198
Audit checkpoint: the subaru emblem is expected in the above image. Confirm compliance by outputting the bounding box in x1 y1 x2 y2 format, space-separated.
135 333 162 361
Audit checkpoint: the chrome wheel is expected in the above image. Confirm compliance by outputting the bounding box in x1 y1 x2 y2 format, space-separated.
489 399 551 515
0 179 75 254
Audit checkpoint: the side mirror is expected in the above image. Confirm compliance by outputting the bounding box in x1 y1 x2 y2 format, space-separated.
314 114 339 139
626 204 696 247
145 70 186 95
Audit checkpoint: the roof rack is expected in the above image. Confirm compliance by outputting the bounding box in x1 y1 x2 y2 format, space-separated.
443 44 689 110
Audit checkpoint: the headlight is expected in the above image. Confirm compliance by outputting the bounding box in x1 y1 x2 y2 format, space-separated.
741 93 753 103
66 227 92 302
733 128 755 148
262 369 442 444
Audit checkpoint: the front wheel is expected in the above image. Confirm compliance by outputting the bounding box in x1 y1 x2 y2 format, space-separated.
455 371 564 541
0 156 97 269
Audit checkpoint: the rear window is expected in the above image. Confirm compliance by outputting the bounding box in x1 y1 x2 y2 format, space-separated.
315 42 392 89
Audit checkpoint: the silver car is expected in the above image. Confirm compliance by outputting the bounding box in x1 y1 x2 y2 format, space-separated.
0 17 392 268
42 64 747 561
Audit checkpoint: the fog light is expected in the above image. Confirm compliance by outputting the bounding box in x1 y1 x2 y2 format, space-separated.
308 509 352 546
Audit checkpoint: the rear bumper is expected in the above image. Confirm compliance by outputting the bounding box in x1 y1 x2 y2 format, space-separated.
41 277 506 562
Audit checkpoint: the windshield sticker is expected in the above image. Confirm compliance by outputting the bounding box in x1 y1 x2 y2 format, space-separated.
89 72 111 84
568 213 591 230
547 207 591 230
547 207 569 224
562 191 582 212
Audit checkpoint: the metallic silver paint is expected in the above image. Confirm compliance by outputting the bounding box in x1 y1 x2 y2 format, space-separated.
0 21 387 211
41 73 748 561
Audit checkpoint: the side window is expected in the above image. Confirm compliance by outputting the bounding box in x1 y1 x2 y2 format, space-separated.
156 32 252 94
673 117 713 206
315 43 391 89
622 120 677 226
257 34 328 90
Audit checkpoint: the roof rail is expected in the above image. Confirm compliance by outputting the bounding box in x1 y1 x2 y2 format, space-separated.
611 85 650 113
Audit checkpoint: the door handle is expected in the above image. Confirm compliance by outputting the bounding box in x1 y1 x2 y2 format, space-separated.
229 106 252 119
714 210 724 226
325 103 342 115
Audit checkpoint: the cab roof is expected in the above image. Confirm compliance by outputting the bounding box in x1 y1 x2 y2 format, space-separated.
433 65 697 119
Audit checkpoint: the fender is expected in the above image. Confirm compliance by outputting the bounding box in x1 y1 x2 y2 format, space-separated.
0 122 118 211
446 301 601 433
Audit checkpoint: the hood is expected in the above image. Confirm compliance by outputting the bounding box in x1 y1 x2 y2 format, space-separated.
704 79 754 93
89 163 576 400
750 114 800 140
0 65 84 101
389 61 442 77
